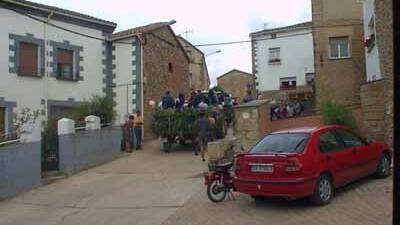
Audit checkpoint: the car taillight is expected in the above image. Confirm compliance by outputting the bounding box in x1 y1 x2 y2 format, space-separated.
284 158 302 172
234 158 241 172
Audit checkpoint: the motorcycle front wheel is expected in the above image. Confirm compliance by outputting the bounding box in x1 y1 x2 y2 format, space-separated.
207 180 227 203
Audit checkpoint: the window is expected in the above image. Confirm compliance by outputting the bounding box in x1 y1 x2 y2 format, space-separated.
334 129 364 148
57 49 74 80
168 63 173 73
329 37 350 59
319 131 344 153
268 47 281 64
250 133 310 154
19 42 39 76
280 77 296 90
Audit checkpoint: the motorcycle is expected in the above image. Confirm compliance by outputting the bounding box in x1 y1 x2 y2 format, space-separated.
204 160 235 203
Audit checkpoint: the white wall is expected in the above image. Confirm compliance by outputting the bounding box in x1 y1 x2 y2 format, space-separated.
113 39 136 124
253 28 314 91
0 8 106 128
363 0 382 82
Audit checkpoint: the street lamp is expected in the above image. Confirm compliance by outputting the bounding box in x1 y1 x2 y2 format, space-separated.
205 50 221 57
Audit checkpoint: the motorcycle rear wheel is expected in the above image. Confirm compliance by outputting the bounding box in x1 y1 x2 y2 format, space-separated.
207 180 227 203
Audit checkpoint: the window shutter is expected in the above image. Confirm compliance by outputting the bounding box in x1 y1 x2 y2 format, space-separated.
57 49 73 64
19 42 38 76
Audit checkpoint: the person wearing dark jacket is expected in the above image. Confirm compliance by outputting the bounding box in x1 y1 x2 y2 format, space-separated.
193 90 203 108
195 107 211 161
162 91 175 109
208 89 218 106
176 93 185 111
243 89 255 103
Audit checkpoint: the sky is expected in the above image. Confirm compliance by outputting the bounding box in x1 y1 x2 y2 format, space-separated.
34 0 312 86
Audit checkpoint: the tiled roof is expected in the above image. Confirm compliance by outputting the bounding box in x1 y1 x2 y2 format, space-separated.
250 21 312 37
6 0 117 27
110 20 176 40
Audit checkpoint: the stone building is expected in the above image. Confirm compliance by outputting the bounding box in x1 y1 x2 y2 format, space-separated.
312 0 366 108
110 21 190 139
217 69 255 103
177 36 210 90
360 0 393 146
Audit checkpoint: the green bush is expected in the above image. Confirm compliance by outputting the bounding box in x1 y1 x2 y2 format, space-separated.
321 101 357 132
70 95 116 124
151 107 225 139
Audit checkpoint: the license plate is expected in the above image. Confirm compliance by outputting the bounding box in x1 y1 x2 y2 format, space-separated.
250 164 273 173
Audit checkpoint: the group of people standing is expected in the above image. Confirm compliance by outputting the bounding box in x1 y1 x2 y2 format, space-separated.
270 101 304 120
122 110 144 153
160 89 235 161
160 89 228 110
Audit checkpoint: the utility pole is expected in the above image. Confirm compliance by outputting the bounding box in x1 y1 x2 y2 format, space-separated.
43 11 53 120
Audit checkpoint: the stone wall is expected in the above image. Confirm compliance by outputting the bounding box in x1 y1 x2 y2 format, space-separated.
177 36 210 91
270 115 322 132
233 100 270 150
360 80 385 141
375 0 393 148
260 85 314 102
142 27 190 139
0 141 41 199
58 126 122 176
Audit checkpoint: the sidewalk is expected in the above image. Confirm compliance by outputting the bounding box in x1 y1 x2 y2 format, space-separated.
0 140 207 225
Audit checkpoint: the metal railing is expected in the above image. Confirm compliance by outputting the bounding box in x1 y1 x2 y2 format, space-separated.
0 139 20 146
0 131 20 147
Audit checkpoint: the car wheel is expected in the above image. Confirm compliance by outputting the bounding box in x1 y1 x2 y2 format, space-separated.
311 174 333 206
375 154 391 178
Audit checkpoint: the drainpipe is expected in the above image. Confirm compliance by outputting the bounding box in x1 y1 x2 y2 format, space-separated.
140 41 144 140
43 11 53 121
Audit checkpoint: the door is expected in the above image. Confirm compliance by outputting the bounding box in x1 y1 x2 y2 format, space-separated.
318 130 354 186
0 107 5 135
49 106 73 121
334 129 378 177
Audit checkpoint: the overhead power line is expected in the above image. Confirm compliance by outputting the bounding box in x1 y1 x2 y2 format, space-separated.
194 31 313 47
5 5 315 49
4 6 141 45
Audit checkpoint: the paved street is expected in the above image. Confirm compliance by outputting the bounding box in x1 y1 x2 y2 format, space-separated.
0 140 393 225
163 175 393 225
0 140 206 225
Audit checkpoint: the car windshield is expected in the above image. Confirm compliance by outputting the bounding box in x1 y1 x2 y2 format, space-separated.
249 133 310 154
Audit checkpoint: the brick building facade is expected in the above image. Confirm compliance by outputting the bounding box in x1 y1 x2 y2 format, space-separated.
360 0 393 146
312 0 366 109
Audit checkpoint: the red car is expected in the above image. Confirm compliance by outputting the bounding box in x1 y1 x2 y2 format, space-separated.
233 125 392 205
